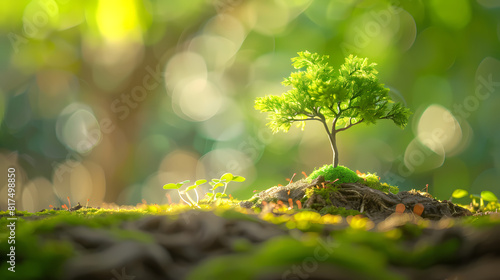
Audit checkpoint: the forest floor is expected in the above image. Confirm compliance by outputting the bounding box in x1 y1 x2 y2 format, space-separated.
1 178 500 280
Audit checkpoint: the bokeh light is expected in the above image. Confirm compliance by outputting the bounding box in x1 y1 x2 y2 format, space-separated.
55 103 102 154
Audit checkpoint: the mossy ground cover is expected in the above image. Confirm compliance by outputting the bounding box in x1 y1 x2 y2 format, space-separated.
2 167 500 280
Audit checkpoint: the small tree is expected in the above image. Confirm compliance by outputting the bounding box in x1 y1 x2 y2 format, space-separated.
255 51 412 167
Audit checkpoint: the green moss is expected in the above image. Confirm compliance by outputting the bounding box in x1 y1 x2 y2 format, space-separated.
187 235 403 280
320 206 362 216
306 184 338 204
358 172 399 194
308 165 361 184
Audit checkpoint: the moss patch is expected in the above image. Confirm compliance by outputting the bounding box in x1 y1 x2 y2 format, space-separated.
308 165 361 184
358 172 399 194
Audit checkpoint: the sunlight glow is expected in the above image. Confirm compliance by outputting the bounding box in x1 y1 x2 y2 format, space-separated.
96 0 141 41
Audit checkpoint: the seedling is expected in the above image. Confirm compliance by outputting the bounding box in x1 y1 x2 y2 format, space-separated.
163 179 207 208
207 173 246 204
450 188 499 211
255 51 411 167
449 189 468 201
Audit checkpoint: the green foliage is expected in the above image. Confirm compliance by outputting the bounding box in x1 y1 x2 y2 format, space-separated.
164 173 245 206
449 188 499 212
207 173 246 204
255 51 411 132
255 51 412 166
451 189 468 199
308 165 360 184
481 191 498 202
163 180 204 208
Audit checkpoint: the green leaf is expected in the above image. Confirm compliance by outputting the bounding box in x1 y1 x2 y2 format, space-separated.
232 176 246 182
254 51 412 165
195 179 207 185
206 193 213 197
221 173 234 182
211 182 225 191
216 193 228 198
481 191 498 202
451 189 468 199
163 183 179 190
186 185 198 191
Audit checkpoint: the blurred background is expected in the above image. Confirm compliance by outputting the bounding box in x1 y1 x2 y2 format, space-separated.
1 0 499 211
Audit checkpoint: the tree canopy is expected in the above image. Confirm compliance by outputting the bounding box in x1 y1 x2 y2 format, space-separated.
255 51 412 167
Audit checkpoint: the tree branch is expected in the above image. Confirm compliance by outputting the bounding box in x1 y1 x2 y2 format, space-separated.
289 117 321 122
331 102 342 132
336 119 364 132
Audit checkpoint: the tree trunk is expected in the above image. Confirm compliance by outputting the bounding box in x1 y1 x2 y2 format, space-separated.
328 131 339 168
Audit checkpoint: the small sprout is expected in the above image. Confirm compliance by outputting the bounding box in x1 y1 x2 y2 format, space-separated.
67 196 72 209
413 203 424 216
49 205 53 208
86 198 89 208
232 175 246 182
61 204 68 210
288 198 293 209
287 190 291 196
450 189 468 201
223 173 235 181
481 191 498 202
302 171 308 178
166 193 172 204
215 193 227 198
207 173 246 204
163 180 197 207
395 203 405 214
470 194 481 208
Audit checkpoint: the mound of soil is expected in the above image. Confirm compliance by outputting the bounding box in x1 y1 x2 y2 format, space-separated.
242 176 471 222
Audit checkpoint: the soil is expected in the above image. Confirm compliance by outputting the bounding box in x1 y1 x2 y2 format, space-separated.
241 176 472 223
